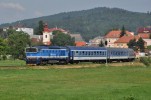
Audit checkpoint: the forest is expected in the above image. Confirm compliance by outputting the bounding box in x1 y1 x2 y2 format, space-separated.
0 7 151 42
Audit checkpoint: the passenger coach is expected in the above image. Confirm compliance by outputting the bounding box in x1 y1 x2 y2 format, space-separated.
67 46 107 63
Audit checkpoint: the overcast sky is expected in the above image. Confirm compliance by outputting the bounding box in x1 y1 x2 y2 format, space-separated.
0 0 151 24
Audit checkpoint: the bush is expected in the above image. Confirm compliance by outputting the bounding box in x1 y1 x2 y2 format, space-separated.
140 57 151 66
2 55 7 60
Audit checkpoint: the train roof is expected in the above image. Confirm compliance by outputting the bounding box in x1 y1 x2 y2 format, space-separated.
31 46 67 50
67 46 107 50
106 47 133 51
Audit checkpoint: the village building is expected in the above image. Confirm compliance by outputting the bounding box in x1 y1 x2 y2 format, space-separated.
16 27 34 36
70 34 86 46
42 24 86 46
104 30 134 47
114 35 147 48
88 36 104 46
137 27 151 46
43 24 69 45
3 26 34 36
137 27 151 33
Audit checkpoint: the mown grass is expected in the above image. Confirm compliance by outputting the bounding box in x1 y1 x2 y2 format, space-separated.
0 66 151 100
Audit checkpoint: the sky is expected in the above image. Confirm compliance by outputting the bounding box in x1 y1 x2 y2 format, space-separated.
0 0 151 24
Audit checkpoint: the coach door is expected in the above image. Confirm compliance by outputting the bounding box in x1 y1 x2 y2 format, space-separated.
71 51 74 61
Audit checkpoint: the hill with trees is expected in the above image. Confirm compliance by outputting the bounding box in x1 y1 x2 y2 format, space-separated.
1 7 151 41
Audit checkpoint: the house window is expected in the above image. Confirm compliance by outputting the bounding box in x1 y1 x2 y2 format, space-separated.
45 35 47 38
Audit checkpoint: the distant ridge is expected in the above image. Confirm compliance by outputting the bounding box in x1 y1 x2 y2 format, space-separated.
1 7 151 41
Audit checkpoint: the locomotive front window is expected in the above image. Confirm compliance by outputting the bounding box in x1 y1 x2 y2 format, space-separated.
26 48 37 52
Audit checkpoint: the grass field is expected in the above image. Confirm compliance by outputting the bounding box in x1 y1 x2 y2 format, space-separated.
0 62 151 100
0 60 26 67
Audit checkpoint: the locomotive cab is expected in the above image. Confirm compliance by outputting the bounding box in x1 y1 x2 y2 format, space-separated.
25 47 40 65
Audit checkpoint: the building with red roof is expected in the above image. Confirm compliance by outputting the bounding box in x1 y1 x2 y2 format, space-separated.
138 33 150 39
137 27 151 33
43 24 68 45
114 35 147 48
43 24 85 46
75 41 86 46
104 30 134 47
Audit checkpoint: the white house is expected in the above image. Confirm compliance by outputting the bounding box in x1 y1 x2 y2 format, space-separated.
16 27 34 36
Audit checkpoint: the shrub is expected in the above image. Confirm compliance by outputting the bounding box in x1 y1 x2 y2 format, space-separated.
140 57 151 66
2 55 7 60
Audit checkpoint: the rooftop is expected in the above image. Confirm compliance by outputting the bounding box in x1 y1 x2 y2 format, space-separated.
114 36 140 43
105 30 133 38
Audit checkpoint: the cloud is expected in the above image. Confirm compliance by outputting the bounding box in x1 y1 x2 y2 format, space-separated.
0 2 25 11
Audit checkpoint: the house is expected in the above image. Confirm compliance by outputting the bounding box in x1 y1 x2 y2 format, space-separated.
30 35 43 45
70 34 86 46
75 41 86 46
88 36 104 47
3 26 34 36
16 27 34 36
104 30 134 47
114 35 147 48
138 33 151 46
137 27 151 33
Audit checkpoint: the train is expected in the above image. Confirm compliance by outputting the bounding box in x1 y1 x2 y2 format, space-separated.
25 46 135 65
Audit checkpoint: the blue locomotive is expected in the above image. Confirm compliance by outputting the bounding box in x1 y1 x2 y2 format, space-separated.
25 46 135 65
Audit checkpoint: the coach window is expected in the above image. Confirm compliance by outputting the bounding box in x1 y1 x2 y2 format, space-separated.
88 51 90 55
76 51 78 54
91 52 93 55
100 51 102 55
82 51 84 55
94 51 96 55
104 52 106 55
79 51 81 55
102 51 104 55
84 51 87 55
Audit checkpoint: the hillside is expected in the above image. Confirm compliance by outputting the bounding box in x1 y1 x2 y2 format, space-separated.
1 7 151 41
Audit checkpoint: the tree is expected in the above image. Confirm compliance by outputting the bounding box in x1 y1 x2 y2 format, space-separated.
127 39 137 51
51 32 75 46
38 20 44 35
149 33 151 39
7 31 31 59
0 38 8 60
34 20 44 35
99 40 104 47
120 25 126 37
137 37 145 52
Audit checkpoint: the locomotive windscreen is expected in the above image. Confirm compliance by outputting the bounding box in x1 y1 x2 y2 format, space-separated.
26 47 37 52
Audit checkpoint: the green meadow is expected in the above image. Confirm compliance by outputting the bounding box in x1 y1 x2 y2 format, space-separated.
0 61 151 100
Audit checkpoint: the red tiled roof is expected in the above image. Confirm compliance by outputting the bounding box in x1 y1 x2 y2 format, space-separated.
105 30 133 38
137 27 151 33
114 36 140 43
75 41 86 46
43 25 67 33
138 33 150 39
